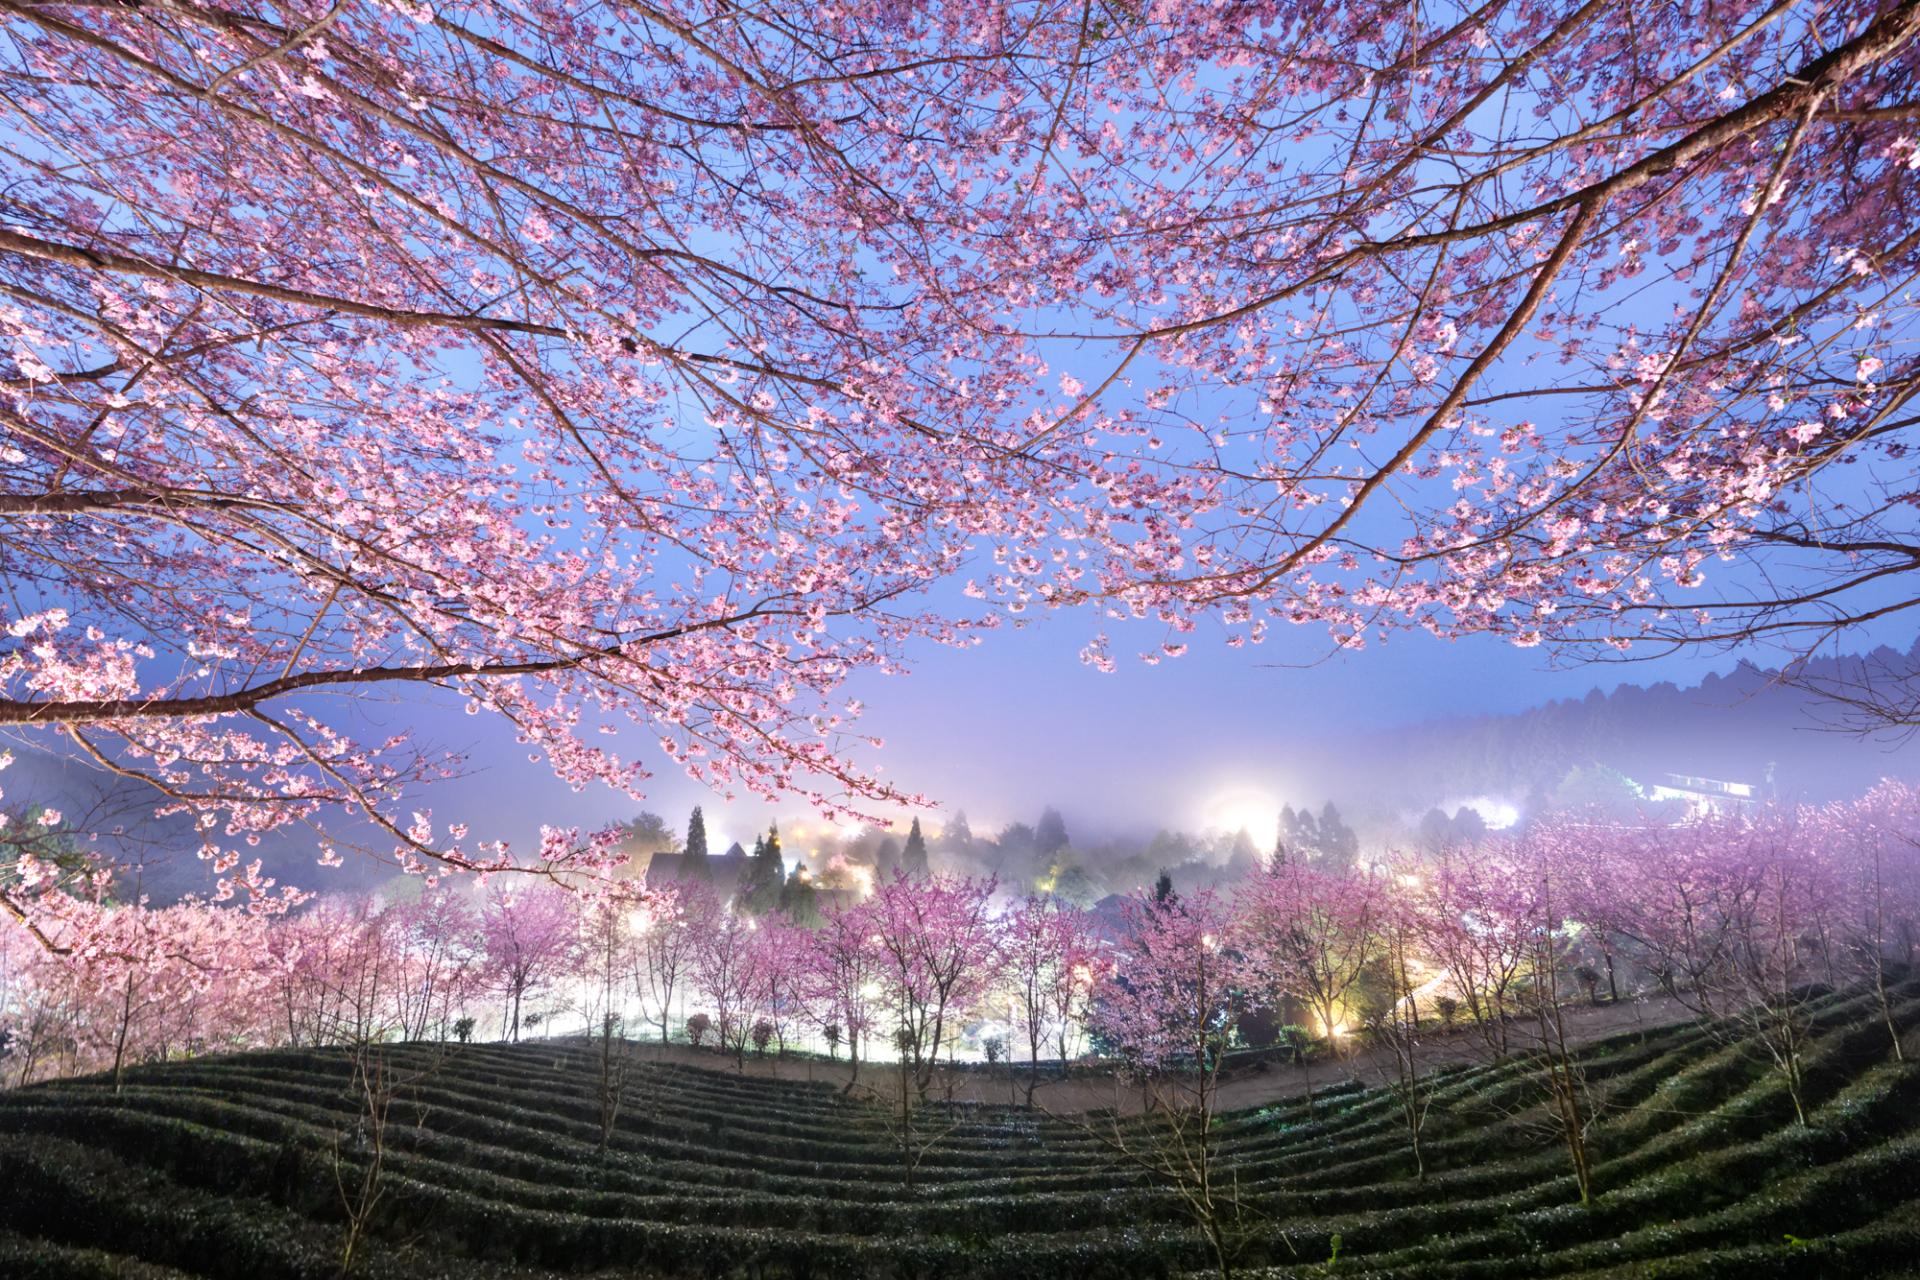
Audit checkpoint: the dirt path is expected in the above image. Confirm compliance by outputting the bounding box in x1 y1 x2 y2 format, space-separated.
581 993 1698 1116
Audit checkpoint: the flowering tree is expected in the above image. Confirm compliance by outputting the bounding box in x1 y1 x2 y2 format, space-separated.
1000 893 1100 1105
1549 807 1843 1126
1086 887 1256 1280
1363 869 1437 1182
1516 855 1598 1204
691 906 759 1066
577 892 639 1040
631 880 713 1046
744 917 809 1060
1407 851 1538 1061
1824 782 1920 1060
73 899 270 1090
1091 888 1253 1078
1699 810 1839 1126
864 872 1000 1101
7 3 1920 960
388 885 480 1042
479 883 577 1043
3 926 82 1085
805 896 885 1088
1241 857 1382 1054
267 894 411 1046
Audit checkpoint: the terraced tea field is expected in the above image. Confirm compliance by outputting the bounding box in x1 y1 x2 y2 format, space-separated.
1 981 1916 1280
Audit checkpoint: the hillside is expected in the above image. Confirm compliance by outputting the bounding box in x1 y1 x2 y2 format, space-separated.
1362 645 1920 811
1 983 1916 1280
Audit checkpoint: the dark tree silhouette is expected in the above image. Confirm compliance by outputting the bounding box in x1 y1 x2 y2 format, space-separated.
902 819 930 878
1035 807 1070 858
683 807 712 882
740 824 785 914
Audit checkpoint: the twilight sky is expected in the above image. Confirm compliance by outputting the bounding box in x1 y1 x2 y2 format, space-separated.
399 605 1760 859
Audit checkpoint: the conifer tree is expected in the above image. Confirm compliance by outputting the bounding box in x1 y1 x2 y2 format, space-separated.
1035 807 1070 857
741 823 785 914
875 836 902 881
779 867 823 929
1319 802 1360 872
902 818 930 878
683 806 712 882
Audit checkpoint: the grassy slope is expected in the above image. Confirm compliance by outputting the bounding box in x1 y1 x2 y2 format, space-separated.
0 981 1915 1280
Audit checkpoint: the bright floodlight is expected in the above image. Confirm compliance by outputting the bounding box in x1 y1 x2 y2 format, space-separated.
1201 786 1279 839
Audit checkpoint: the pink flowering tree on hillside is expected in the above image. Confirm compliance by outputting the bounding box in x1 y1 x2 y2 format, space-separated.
1510 844 1599 1204
1090 887 1254 1085
864 872 1000 1102
1406 849 1539 1061
1085 886 1258 1280
267 894 411 1047
2 894 270 1086
631 881 715 1047
691 905 761 1067
7 4 1920 960
73 899 270 1091
1555 806 1843 1126
2 920 82 1084
1813 782 1920 1060
577 888 643 1042
388 885 480 1042
805 897 886 1088
1240 856 1382 1055
265 897 360 1049
744 918 810 1060
1000 893 1101 1105
1698 808 1842 1126
1364 863 1439 1182
480 883 578 1044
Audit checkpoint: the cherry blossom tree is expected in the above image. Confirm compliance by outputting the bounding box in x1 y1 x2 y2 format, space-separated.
1406 849 1538 1061
805 895 885 1088
691 905 759 1067
1570 805 1842 1124
74 899 271 1090
265 893 411 1046
1240 856 1382 1054
3 926 82 1084
479 882 577 1043
1085 886 1256 1280
631 879 713 1046
743 916 810 1060
7 2 1920 960
388 885 480 1042
1706 810 1842 1125
1515 853 1598 1204
1362 868 1437 1183
577 891 638 1042
1820 781 1920 1060
863 871 1000 1101
1000 893 1100 1105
